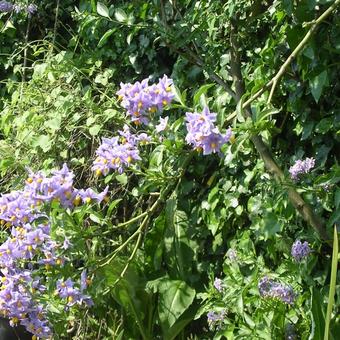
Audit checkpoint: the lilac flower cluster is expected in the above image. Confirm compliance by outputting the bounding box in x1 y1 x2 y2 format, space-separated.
207 310 226 330
92 125 148 176
0 0 12 12
185 107 232 155
258 276 295 305
0 164 107 225
56 272 93 307
0 1 37 14
117 75 174 125
0 164 101 337
289 157 315 180
213 277 225 293
291 240 311 262
0 268 51 338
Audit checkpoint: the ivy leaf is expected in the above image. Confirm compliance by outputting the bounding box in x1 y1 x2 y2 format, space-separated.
89 125 101 136
32 135 51 152
97 2 110 19
44 117 61 132
310 70 328 103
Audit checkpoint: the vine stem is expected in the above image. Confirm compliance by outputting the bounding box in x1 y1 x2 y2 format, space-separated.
98 194 163 268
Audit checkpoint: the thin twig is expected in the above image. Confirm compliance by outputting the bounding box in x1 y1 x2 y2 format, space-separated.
111 227 143 287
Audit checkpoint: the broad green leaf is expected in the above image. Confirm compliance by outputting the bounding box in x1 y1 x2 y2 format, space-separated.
32 135 51 152
44 117 61 131
116 173 127 185
172 85 187 107
100 260 150 339
315 117 332 134
114 8 128 22
106 198 122 218
89 124 101 136
98 28 115 47
157 279 195 331
164 304 198 340
324 226 338 340
262 212 282 240
97 2 110 19
149 145 165 169
193 83 214 106
310 70 328 103
310 287 325 340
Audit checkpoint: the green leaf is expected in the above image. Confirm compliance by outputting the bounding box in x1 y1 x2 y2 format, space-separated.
32 135 51 152
262 212 282 240
114 8 128 23
89 124 101 136
324 226 338 340
107 198 122 218
116 173 127 185
315 117 332 134
310 70 328 103
44 117 61 132
98 28 115 47
149 145 165 170
97 2 110 19
157 279 195 332
310 287 325 340
193 83 214 107
172 85 187 107
164 305 198 340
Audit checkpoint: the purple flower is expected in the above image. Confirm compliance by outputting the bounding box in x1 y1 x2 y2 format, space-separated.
136 133 151 144
13 4 21 13
258 276 295 305
76 186 108 204
62 237 71 250
56 277 93 307
226 248 237 261
92 131 141 176
26 3 37 15
213 278 225 292
155 116 169 132
80 270 88 292
207 310 226 330
117 75 174 125
185 107 232 155
291 240 311 262
0 1 13 12
289 157 315 180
